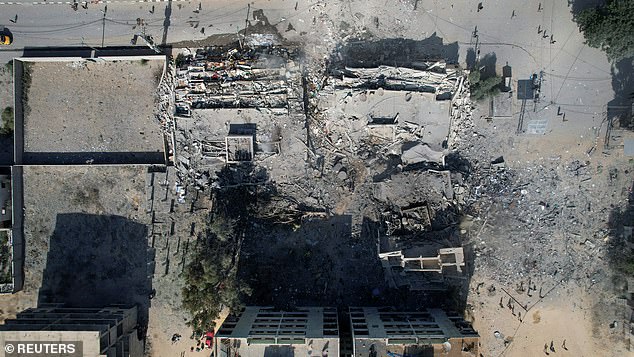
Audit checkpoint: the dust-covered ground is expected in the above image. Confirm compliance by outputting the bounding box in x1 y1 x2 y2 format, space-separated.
22 59 165 158
0 166 152 324
454 103 634 356
163 0 633 354
1 1 633 356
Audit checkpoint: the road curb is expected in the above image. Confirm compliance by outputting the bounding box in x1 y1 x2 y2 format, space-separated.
0 0 191 5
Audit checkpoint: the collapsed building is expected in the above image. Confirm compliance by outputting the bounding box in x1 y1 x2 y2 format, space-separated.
311 61 471 293
316 60 465 168
172 47 305 190
379 246 466 291
170 44 479 355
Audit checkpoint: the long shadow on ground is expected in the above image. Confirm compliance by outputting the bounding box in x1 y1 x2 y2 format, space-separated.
38 213 153 332
238 215 388 308
329 33 460 69
606 182 634 277
608 58 634 128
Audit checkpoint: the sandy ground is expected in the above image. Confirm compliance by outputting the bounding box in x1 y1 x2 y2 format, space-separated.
0 166 149 311
21 165 149 286
469 276 601 357
146 309 227 357
22 59 165 154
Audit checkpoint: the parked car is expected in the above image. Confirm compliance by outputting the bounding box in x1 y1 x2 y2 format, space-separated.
0 27 12 45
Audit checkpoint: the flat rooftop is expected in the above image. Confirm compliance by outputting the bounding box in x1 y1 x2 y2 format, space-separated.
0 330 101 357
350 307 478 357
215 307 339 357
19 57 165 164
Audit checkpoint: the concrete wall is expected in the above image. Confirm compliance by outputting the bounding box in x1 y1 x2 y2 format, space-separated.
13 59 23 166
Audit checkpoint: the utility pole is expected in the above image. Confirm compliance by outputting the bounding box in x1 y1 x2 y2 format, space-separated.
243 4 250 43
101 5 108 47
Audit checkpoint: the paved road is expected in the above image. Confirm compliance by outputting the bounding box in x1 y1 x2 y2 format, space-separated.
0 0 626 146
0 0 298 63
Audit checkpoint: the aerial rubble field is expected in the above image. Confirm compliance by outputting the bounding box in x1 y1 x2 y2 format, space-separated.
1 0 633 356
173 47 306 190
171 46 476 321
452 104 634 355
167 33 633 356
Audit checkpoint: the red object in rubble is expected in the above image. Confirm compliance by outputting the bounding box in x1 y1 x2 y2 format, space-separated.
205 331 214 348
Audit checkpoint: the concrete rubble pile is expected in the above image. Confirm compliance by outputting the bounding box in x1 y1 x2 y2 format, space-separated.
465 159 618 285
156 60 177 164
171 47 304 191
174 47 301 110
309 61 468 171
379 246 466 291
167 46 485 295
331 62 459 97
444 76 631 297
287 61 477 292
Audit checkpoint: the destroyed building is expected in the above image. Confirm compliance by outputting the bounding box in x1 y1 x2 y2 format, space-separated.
379 247 466 291
317 61 463 168
173 47 306 188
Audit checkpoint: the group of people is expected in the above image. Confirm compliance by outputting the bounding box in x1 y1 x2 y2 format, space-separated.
71 1 88 10
544 339 568 355
171 333 182 344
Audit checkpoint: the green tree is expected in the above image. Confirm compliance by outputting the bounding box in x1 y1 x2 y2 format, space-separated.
575 0 634 61
182 215 251 335
468 70 502 101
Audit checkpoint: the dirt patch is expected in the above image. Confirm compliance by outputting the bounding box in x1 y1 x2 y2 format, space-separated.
15 165 149 309
22 59 164 156
532 310 541 324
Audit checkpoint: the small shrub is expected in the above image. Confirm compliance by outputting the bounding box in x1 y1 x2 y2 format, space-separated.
175 53 186 69
469 71 502 101
0 230 12 283
1 107 13 136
